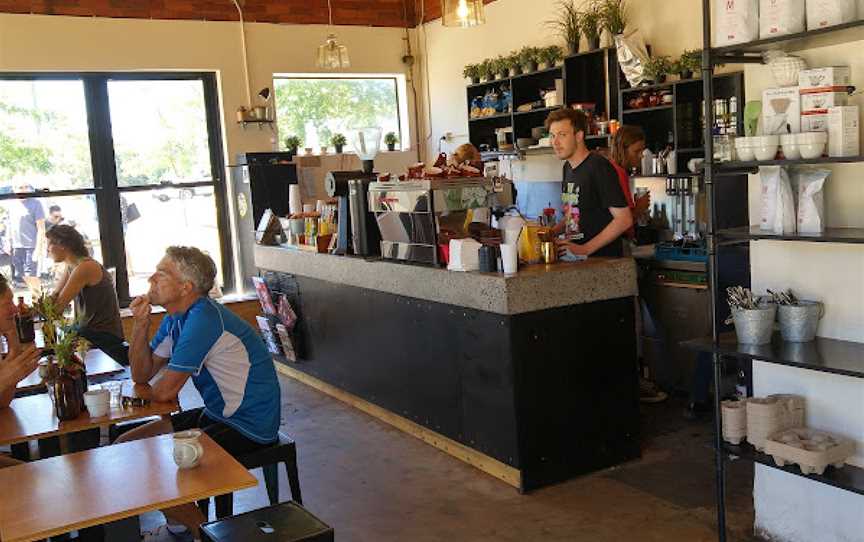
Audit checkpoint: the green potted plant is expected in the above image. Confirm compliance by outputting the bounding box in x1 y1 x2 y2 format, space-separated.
579 1 603 50
679 49 702 80
331 133 347 153
600 0 628 36
518 46 540 73
492 55 509 80
479 59 495 82
463 63 481 84
547 0 581 55
538 46 565 70
284 135 302 159
643 55 672 84
384 132 399 151
506 52 522 77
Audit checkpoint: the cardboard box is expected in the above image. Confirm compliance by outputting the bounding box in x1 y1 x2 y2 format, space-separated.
828 106 860 157
763 87 801 135
806 0 857 30
801 113 829 133
798 67 851 91
801 91 849 113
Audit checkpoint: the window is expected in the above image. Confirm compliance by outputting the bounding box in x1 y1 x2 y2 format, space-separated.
273 74 409 153
0 74 230 305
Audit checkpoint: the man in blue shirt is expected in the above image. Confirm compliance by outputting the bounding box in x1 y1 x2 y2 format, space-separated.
118 246 281 540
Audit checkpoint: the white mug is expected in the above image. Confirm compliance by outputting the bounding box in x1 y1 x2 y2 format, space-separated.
173 430 205 469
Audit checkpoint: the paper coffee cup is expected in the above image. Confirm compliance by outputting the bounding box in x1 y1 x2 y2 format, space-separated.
84 389 110 418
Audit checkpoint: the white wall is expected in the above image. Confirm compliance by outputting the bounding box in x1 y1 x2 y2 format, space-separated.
744 40 864 542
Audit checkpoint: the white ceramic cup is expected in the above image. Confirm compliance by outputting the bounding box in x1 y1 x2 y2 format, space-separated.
83 389 110 418
501 243 518 274
173 430 205 469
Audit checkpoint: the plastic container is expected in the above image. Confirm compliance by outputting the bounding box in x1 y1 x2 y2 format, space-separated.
778 301 824 342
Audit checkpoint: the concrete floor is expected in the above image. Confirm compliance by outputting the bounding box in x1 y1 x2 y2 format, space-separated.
152 373 759 542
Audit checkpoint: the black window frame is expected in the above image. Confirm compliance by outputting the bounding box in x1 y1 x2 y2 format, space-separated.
0 72 233 306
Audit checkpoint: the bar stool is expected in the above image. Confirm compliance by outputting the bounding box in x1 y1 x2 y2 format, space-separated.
200 501 333 542
198 431 302 520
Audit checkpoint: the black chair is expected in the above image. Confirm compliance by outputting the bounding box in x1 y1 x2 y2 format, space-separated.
198 431 302 520
200 501 332 542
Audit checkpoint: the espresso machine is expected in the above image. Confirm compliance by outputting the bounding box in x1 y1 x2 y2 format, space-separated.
367 176 512 266
324 128 383 257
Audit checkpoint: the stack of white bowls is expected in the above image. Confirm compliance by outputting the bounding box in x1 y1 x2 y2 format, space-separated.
734 137 756 161
780 133 800 159
751 135 780 161
796 132 828 159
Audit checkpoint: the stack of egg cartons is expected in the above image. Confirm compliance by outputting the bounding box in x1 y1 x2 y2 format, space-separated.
721 400 748 445
746 394 806 451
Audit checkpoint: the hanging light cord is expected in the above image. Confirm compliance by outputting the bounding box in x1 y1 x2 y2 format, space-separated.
327 0 334 27
231 0 252 107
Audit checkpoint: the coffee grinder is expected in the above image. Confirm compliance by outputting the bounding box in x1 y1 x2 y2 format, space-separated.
324 127 383 256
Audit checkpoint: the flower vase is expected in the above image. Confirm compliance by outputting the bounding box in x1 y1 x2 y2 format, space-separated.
53 367 84 421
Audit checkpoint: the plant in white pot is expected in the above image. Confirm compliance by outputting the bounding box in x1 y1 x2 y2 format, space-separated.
463 63 481 85
518 46 540 73
547 0 582 55
506 52 522 77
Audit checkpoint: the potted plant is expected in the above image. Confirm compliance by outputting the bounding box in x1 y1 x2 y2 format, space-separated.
507 52 522 77
600 0 628 37
547 0 581 55
463 63 481 84
538 46 564 70
643 55 672 84
492 55 509 80
384 132 399 151
284 136 302 159
579 1 603 51
518 46 540 73
331 133 347 153
479 59 494 82
679 49 702 80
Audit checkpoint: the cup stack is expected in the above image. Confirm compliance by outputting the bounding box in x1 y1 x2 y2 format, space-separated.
746 394 806 451
721 400 748 445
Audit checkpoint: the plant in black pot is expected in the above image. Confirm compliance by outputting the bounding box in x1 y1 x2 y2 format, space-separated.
331 133 347 154
463 63 481 84
518 46 540 74
579 1 603 51
679 49 702 80
284 136 302 159
547 0 581 55
384 132 399 152
643 55 672 84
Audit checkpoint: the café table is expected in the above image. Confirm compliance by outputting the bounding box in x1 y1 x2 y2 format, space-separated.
0 432 258 542
16 348 125 396
0 381 177 447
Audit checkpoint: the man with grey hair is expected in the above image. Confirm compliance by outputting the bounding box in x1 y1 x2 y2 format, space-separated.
119 246 280 540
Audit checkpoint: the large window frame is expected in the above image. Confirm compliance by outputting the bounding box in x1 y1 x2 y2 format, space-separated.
0 72 233 306
272 73 411 153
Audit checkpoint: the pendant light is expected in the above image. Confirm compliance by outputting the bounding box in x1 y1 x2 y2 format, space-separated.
317 0 350 69
441 0 486 27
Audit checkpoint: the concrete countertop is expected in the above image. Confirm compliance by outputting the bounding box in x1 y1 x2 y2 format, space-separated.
254 245 637 316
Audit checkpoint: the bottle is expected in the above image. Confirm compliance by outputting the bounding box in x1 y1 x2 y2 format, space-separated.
735 368 748 400
16 296 27 316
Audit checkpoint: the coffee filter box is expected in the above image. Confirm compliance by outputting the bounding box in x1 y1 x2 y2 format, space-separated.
714 0 759 47
828 106 860 158
763 87 801 135
801 113 828 133
798 67 851 91
801 91 849 112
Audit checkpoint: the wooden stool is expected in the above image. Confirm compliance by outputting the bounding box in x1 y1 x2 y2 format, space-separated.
200 501 332 542
199 432 302 520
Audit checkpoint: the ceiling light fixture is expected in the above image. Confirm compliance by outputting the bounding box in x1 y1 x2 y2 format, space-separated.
441 0 486 27
317 0 351 70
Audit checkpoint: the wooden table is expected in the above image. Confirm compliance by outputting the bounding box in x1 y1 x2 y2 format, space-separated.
0 433 258 542
16 348 125 394
0 381 177 446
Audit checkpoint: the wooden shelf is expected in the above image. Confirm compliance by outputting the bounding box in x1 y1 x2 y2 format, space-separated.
513 106 561 117
712 20 864 59
622 105 674 115
719 226 864 245
683 332 864 379
717 155 864 170
468 112 512 123
725 442 864 497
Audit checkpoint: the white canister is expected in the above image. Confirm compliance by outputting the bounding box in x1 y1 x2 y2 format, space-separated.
500 243 518 274
173 430 205 469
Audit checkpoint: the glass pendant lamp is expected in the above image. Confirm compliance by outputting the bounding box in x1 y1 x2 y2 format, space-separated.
316 0 350 69
441 0 486 27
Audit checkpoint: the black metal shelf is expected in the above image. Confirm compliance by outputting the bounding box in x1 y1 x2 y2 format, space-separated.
564 46 613 60
684 332 864 379
677 147 705 153
467 78 510 90
725 442 864 497
510 65 563 81
468 112 512 123
586 134 611 140
712 20 864 59
718 155 864 170
513 105 561 117
719 226 864 244
622 104 674 115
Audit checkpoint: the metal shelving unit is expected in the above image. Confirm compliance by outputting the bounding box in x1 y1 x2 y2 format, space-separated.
697 5 864 540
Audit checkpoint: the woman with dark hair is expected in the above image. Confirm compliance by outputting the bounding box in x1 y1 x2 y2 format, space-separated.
47 225 127 365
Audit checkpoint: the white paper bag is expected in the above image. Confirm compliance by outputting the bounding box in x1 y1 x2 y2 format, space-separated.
794 169 829 233
714 0 760 47
806 0 856 30
760 166 796 234
760 0 806 39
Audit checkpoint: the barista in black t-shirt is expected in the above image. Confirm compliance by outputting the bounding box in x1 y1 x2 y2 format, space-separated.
546 109 632 258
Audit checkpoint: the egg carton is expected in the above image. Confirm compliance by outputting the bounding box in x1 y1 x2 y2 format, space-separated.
764 428 855 475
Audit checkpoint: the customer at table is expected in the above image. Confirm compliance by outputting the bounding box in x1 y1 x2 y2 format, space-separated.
546 108 633 258
47 225 128 365
117 246 281 539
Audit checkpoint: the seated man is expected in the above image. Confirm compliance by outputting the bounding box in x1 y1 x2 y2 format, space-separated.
117 246 281 540
0 274 41 468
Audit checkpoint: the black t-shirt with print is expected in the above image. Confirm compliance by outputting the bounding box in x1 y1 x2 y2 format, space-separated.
561 153 628 258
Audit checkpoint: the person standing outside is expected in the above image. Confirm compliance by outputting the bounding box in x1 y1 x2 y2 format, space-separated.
546 109 632 258
9 186 46 287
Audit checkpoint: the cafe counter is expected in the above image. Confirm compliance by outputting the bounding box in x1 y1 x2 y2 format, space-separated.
255 245 640 491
